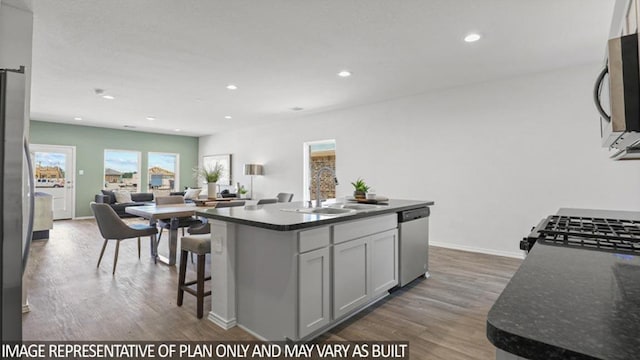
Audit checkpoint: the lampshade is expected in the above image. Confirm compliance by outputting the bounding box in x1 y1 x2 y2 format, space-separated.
244 164 264 176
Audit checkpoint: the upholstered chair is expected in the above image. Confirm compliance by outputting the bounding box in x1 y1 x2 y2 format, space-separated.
90 202 158 274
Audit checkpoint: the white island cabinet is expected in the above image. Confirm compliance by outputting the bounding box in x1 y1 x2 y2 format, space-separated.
197 199 433 341
298 227 331 338
229 213 397 340
299 215 397 337
333 214 398 319
333 237 369 318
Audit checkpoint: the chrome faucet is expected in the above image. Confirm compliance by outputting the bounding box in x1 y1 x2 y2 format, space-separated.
315 166 339 207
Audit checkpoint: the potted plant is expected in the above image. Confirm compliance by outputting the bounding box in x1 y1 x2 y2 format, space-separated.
351 178 370 199
238 185 248 199
195 163 223 198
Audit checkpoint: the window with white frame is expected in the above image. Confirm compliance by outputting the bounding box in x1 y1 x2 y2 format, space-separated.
104 149 141 192
148 152 179 195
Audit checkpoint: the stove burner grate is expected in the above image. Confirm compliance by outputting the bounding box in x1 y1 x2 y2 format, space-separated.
531 215 640 254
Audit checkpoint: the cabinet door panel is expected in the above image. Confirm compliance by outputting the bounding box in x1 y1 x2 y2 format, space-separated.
298 247 330 338
333 238 369 319
370 229 398 297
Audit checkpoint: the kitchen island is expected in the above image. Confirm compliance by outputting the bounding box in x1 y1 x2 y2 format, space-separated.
487 208 640 360
196 199 434 341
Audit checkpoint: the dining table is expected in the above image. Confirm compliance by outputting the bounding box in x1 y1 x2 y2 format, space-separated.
125 203 213 265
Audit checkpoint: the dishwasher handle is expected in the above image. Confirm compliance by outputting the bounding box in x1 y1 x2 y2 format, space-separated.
398 207 430 222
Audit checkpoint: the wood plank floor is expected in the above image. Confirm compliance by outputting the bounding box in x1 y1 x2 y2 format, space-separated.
23 219 521 359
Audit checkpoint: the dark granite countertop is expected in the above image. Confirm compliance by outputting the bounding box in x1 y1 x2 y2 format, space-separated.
196 199 434 231
487 208 640 360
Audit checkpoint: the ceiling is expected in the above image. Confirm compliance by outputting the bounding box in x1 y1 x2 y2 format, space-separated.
28 0 615 137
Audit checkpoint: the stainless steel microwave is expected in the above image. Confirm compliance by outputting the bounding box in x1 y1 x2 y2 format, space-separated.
594 32 640 151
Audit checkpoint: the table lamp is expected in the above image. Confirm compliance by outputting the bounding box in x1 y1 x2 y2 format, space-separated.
244 164 264 199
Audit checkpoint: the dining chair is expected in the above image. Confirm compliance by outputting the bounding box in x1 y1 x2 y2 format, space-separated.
187 201 246 235
185 201 245 263
256 198 278 205
155 196 202 245
276 193 294 202
90 202 158 274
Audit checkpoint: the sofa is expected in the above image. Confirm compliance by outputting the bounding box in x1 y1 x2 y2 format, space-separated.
169 190 201 203
94 190 154 218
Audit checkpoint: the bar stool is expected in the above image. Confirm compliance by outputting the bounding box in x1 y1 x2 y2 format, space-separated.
177 234 211 318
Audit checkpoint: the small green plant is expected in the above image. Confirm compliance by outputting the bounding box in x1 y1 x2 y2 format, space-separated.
194 163 223 183
351 178 370 193
238 186 248 195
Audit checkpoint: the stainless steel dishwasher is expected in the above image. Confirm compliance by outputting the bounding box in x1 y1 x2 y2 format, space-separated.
398 207 430 287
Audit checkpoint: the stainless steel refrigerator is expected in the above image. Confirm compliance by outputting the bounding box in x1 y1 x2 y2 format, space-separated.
1 66 35 342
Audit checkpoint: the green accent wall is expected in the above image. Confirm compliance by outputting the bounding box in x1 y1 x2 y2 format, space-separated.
30 121 199 217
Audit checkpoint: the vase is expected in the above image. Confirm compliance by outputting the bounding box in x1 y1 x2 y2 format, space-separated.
207 183 217 199
354 190 366 199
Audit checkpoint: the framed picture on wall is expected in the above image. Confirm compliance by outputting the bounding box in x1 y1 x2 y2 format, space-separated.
202 154 232 185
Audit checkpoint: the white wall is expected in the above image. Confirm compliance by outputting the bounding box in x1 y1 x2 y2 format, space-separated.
200 63 640 258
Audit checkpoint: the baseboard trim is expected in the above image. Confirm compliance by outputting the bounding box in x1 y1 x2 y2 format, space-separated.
73 216 94 220
207 311 237 330
430 241 525 259
233 292 391 341
236 324 268 341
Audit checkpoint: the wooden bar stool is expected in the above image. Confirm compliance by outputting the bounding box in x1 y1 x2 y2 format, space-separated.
177 234 211 318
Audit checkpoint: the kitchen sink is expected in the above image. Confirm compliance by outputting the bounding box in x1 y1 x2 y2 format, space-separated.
338 204 382 210
308 207 355 215
280 207 355 215
295 207 355 215
280 203 383 216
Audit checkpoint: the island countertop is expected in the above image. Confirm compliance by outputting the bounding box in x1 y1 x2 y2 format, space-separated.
196 199 434 231
487 208 640 360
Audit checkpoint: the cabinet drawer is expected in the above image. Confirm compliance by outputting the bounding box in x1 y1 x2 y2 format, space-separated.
298 227 330 253
333 213 397 244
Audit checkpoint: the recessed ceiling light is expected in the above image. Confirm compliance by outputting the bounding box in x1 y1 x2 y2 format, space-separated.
102 95 115 100
146 116 156 121
464 33 481 42
224 115 232 119
73 117 82 121
291 107 304 111
337 70 352 77
226 84 238 90
174 128 181 132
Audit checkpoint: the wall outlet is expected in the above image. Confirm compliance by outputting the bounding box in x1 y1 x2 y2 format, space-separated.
78 170 84 175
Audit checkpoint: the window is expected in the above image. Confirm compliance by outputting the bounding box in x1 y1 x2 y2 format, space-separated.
148 152 179 196
104 150 141 192
33 151 66 187
303 140 336 201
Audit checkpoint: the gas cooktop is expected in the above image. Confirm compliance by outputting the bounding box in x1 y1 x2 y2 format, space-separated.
521 215 640 255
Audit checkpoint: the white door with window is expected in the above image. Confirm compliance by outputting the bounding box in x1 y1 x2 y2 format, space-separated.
30 144 75 220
